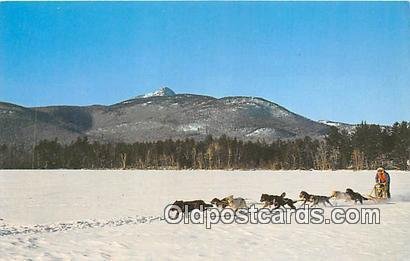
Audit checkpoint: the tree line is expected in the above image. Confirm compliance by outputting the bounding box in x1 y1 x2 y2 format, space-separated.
0 122 409 170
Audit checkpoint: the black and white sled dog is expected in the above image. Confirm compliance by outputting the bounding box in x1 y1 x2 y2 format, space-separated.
225 195 247 211
299 191 333 207
211 195 247 211
345 188 369 204
330 190 351 201
211 197 230 209
260 193 297 209
170 200 213 218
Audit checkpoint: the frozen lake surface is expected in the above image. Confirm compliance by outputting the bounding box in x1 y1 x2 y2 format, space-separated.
0 170 409 260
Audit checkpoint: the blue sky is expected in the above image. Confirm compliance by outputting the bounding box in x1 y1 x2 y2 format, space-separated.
0 2 409 125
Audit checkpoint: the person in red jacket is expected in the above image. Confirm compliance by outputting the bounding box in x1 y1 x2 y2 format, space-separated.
375 167 391 198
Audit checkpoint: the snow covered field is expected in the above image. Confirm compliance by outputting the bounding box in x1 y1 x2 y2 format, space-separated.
1 170 410 260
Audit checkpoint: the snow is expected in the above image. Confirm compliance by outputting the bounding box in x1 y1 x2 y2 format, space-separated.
246 127 276 137
116 123 129 128
318 120 357 133
0 110 14 114
138 87 176 98
318 120 342 127
179 123 203 132
140 101 153 106
1 170 410 260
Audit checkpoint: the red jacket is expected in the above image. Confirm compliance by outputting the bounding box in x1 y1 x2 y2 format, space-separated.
375 171 390 184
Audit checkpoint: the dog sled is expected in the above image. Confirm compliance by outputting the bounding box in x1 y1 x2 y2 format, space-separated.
368 183 388 201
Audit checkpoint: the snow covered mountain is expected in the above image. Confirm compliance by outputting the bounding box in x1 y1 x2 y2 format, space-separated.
0 87 330 146
136 87 176 98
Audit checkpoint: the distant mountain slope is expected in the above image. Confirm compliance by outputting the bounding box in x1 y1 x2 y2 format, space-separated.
0 102 83 146
0 87 330 146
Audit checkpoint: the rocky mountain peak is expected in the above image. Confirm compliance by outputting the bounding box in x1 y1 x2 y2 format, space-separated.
138 87 176 98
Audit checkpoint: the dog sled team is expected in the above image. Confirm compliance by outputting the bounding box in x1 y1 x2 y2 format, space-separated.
170 167 391 217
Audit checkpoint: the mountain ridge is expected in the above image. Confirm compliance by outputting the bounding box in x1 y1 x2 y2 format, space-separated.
0 87 331 146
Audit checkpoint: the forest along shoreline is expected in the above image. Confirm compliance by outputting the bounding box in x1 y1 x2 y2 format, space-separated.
1 122 409 170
